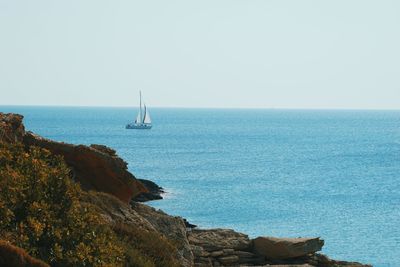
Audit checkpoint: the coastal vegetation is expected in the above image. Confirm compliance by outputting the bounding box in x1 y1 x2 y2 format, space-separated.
0 143 124 266
0 142 179 266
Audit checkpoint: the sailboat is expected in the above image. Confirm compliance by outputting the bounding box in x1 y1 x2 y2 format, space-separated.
126 91 152 129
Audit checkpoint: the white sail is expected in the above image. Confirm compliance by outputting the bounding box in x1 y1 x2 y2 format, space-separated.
126 90 152 129
143 104 152 123
135 111 141 123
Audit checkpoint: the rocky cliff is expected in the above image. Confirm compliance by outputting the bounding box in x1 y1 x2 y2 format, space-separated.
0 112 148 204
0 113 372 267
23 132 148 204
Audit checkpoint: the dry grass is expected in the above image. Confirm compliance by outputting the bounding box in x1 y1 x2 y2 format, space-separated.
113 222 180 267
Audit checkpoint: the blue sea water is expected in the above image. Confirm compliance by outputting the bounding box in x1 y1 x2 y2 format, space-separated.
1 106 399 267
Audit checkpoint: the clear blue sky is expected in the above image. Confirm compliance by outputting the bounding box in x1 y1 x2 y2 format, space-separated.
1 0 399 109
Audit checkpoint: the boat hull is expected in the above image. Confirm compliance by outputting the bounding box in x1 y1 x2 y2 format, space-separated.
126 123 152 129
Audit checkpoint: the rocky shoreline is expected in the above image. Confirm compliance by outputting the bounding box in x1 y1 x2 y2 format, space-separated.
0 112 372 267
133 178 165 202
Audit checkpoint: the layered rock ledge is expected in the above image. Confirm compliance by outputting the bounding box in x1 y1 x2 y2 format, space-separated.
0 112 372 267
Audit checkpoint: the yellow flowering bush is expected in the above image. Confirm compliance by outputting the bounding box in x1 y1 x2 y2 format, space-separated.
0 143 124 266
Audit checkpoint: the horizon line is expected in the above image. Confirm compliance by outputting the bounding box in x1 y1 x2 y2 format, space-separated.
1 104 400 111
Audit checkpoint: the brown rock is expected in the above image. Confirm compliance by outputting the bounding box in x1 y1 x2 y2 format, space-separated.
188 229 251 251
252 236 324 260
263 265 314 267
133 178 164 202
234 250 256 258
238 255 266 265
222 248 235 255
83 192 194 267
81 191 157 232
194 256 212 267
23 131 147 203
210 250 224 257
218 255 239 265
131 202 194 267
191 245 210 257
313 253 372 267
194 262 212 267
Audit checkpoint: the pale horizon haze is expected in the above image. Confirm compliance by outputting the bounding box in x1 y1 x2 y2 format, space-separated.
1 0 400 109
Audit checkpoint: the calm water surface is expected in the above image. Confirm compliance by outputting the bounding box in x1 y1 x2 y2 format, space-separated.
1 106 399 267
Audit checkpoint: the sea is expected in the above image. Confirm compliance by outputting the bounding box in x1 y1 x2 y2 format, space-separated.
1 106 399 267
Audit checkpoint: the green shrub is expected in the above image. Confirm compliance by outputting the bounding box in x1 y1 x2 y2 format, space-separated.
0 143 124 266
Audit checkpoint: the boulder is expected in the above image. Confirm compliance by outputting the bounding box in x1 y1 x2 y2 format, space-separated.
252 236 324 260
188 229 251 251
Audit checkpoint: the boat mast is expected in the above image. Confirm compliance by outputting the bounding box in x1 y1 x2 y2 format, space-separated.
139 90 142 123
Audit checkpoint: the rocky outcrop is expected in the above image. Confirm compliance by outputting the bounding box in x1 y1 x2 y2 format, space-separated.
131 202 194 267
0 113 150 204
23 132 147 203
133 178 164 202
0 113 25 143
313 253 372 267
252 236 324 260
81 191 194 267
187 229 370 267
188 229 264 267
188 229 251 252
81 191 158 232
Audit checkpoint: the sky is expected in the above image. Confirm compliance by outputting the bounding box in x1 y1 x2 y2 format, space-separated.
0 0 399 109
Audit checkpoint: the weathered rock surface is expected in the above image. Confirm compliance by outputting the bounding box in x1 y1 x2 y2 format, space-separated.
188 228 266 266
218 255 239 265
252 236 324 260
81 191 157 232
133 178 164 202
0 113 25 143
312 253 372 267
188 229 251 251
131 202 194 267
260 265 314 267
23 131 147 203
81 191 194 267
185 225 370 267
